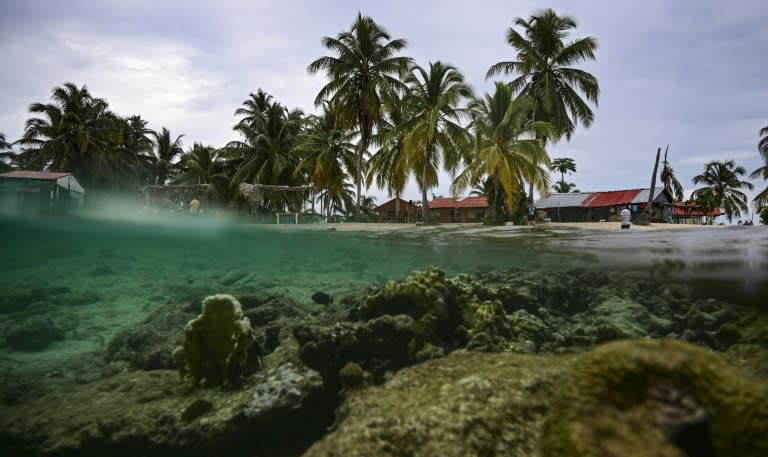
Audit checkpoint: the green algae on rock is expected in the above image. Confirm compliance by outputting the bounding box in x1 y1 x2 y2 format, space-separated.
540 339 768 457
173 294 256 387
361 267 504 355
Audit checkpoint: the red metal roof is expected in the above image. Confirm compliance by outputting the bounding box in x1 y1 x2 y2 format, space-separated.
581 189 643 207
673 203 722 217
429 197 457 209
0 171 72 180
456 196 488 208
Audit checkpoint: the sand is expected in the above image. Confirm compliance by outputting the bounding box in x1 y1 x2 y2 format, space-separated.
264 221 728 233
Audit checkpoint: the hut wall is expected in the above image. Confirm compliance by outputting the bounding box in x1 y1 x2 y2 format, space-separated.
541 207 589 222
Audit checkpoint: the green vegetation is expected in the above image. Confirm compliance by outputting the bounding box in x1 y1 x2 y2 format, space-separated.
453 83 553 224
659 145 685 202
751 125 768 214
487 8 600 199
691 159 754 222
550 157 578 193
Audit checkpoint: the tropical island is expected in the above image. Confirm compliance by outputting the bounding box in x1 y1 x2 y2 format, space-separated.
1 8 767 457
1 10 766 225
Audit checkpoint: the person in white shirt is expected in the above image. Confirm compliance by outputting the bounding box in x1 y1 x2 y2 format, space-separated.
620 205 631 229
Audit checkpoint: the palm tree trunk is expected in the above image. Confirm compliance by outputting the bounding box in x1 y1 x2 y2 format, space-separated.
421 144 433 224
642 147 661 225
395 195 400 221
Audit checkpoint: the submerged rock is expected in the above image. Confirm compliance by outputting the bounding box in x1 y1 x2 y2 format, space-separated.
541 339 768 457
311 291 333 305
3 315 65 351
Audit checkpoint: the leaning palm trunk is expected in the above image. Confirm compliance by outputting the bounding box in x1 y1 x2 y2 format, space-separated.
640 147 661 225
421 143 433 223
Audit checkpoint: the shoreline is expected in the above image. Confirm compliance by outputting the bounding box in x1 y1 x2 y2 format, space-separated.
259 221 731 233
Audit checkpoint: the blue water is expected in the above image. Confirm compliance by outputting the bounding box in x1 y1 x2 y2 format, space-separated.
1 213 766 362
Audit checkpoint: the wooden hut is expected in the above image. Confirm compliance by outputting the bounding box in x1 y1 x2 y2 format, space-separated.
374 197 418 222
0 171 85 213
535 188 673 223
456 196 487 222
429 197 458 223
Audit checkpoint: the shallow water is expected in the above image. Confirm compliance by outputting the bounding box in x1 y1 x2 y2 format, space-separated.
0 213 766 363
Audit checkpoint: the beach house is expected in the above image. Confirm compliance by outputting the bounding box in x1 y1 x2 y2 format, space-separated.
427 196 489 223
535 188 674 223
0 171 85 213
374 197 419 222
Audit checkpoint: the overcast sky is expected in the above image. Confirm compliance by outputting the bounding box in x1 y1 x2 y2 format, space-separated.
1 0 766 208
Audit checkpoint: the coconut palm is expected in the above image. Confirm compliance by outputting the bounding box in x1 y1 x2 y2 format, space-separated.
234 89 274 133
0 133 13 172
226 98 305 211
487 8 599 140
366 95 413 220
487 8 598 200
659 145 684 202
750 126 768 212
550 157 576 190
552 181 578 193
292 104 356 217
16 82 127 190
308 13 412 214
453 83 554 224
148 127 184 185
399 61 473 223
691 160 754 222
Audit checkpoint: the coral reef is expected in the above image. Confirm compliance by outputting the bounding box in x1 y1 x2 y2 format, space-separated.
173 294 256 387
360 267 503 355
540 339 768 457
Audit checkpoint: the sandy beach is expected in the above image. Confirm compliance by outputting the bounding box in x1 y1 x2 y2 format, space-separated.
266 221 729 232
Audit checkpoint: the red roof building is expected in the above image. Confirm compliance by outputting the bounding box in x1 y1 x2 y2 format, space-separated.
374 197 419 222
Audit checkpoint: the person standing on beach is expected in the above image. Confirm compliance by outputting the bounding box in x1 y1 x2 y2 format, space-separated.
527 201 537 226
189 198 200 214
620 205 631 229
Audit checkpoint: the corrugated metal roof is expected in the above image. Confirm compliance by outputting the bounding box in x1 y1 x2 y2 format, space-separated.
456 196 487 208
582 189 643 207
429 197 457 209
631 188 669 204
0 171 72 180
534 192 591 208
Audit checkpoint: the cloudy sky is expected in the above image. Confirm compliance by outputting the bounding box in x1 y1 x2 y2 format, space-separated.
1 0 766 207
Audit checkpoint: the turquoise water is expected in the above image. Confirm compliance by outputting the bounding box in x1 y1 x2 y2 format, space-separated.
1 213 766 362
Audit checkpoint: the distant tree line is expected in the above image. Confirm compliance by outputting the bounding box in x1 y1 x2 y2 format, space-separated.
0 9 765 223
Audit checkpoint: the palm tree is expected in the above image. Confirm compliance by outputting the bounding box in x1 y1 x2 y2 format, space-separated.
366 95 413 220
0 133 14 172
453 83 554 224
552 181 578 193
308 13 412 214
226 96 305 210
292 104 356 217
750 125 768 212
16 82 127 190
399 61 473 223
550 157 576 191
487 8 599 200
691 160 754 222
148 127 184 185
659 145 685 202
234 89 274 132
